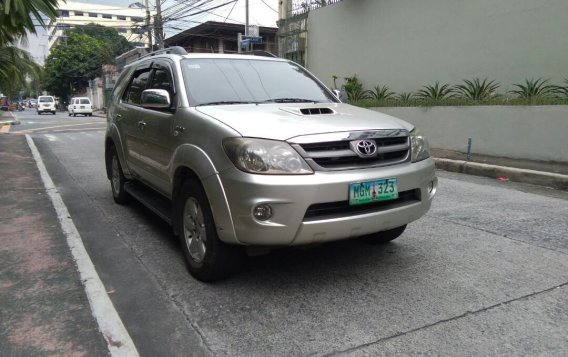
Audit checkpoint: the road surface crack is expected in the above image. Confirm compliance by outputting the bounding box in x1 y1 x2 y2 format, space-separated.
324 281 568 356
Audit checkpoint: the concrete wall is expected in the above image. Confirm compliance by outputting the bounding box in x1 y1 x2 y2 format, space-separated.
372 106 568 163
307 0 568 93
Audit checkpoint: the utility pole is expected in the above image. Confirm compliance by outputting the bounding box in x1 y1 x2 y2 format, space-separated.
145 0 153 51
245 0 249 52
155 0 164 49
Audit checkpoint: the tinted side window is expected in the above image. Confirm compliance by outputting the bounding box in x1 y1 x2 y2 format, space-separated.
149 68 174 99
80 99 90 104
123 69 152 105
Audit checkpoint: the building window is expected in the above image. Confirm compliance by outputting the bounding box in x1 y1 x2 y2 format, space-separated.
74 11 84 16
131 17 143 23
102 14 112 19
117 28 127 33
117 15 126 20
89 13 98 18
132 28 145 35
58 10 69 17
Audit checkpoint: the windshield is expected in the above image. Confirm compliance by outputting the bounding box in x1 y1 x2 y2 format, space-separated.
181 58 337 106
39 97 54 103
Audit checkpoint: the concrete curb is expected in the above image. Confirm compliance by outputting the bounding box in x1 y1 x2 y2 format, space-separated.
0 111 20 126
434 158 568 191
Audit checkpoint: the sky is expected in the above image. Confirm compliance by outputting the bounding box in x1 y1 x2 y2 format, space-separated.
25 0 279 64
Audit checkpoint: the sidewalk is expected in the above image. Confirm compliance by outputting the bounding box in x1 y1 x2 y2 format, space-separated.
432 148 568 191
0 134 108 355
0 111 20 131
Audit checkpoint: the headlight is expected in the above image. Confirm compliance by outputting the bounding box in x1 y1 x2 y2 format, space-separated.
223 138 313 175
410 127 431 162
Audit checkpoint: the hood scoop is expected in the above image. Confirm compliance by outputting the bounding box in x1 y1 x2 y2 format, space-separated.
300 107 335 115
280 107 336 116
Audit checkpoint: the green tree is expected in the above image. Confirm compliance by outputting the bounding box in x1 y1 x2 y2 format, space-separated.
72 23 133 57
43 32 113 100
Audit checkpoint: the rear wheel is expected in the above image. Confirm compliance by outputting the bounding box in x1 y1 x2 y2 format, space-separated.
177 179 243 282
361 225 407 244
109 147 129 204
73 113 77 117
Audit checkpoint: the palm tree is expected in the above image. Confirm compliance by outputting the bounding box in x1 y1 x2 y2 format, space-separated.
0 45 41 90
0 0 58 92
0 0 58 45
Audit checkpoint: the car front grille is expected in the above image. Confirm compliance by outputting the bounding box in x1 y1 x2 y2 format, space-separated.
292 134 411 171
303 189 420 221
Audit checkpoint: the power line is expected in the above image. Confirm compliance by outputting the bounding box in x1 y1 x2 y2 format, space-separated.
259 0 277 13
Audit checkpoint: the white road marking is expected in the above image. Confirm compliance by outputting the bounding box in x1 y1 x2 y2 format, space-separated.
26 135 139 357
44 134 58 142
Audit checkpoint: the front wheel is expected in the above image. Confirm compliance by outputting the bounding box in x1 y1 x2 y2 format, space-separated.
177 179 243 282
361 225 407 244
109 147 129 204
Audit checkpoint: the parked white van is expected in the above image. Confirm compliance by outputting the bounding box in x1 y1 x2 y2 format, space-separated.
69 97 93 117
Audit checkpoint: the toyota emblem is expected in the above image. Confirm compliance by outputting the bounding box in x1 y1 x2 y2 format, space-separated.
351 140 378 157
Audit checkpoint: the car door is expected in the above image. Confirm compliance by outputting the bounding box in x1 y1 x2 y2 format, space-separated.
116 63 153 177
139 59 177 195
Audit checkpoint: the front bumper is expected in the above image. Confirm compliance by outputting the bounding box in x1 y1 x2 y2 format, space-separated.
210 158 437 246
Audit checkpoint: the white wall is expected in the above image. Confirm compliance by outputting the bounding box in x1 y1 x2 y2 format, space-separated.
372 106 568 163
307 0 568 93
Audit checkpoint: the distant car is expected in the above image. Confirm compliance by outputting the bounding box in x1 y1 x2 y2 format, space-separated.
69 97 93 117
37 96 56 115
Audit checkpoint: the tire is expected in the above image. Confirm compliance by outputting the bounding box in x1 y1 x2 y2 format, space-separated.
73 113 77 117
68 112 72 117
361 225 407 245
109 147 129 204
177 179 243 282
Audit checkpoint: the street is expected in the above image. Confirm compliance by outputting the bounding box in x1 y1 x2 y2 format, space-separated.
4 109 568 356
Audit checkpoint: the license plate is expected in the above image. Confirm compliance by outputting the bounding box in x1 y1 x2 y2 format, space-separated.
349 178 398 205
80 106 85 109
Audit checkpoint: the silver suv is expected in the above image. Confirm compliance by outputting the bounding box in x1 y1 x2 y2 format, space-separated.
105 47 437 281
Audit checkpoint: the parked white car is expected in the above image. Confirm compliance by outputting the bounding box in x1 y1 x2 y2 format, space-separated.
69 97 93 117
37 96 56 115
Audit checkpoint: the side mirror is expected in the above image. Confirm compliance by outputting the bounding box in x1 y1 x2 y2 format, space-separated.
332 89 345 102
141 89 171 109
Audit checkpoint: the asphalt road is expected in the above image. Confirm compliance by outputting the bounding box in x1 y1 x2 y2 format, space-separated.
11 110 568 356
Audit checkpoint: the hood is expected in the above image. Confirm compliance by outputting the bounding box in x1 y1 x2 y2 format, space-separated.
195 103 413 141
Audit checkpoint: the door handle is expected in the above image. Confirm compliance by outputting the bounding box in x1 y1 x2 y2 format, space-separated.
138 120 147 129
174 125 185 136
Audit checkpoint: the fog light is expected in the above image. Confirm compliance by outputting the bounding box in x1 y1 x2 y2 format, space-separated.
253 204 273 221
428 179 437 197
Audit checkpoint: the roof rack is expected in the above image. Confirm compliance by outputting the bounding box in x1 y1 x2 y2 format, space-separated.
140 46 188 60
241 50 278 58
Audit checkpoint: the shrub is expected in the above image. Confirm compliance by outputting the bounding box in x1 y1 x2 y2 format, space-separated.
369 85 395 101
454 78 500 100
510 78 556 99
343 75 371 102
416 81 455 100
553 79 568 98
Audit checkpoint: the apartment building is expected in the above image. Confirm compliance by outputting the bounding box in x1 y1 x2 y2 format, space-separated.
47 1 154 51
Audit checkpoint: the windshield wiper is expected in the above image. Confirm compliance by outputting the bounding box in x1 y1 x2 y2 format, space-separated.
264 98 319 103
197 101 255 106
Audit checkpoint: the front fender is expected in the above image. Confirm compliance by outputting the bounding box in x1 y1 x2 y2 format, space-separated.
171 144 240 245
